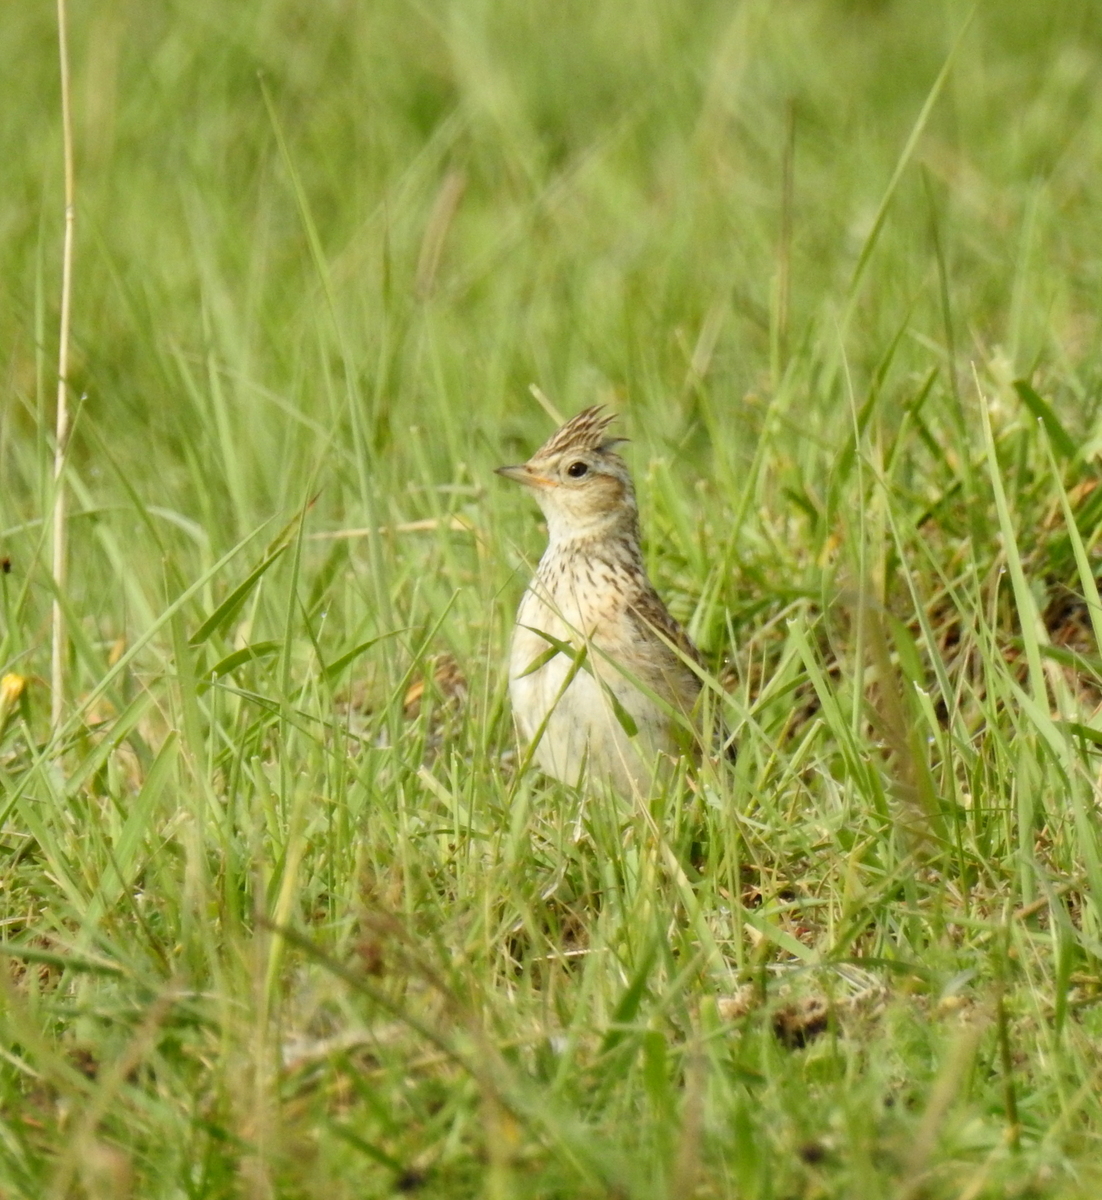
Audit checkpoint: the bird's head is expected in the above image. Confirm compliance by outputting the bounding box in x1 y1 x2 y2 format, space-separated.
496 406 638 544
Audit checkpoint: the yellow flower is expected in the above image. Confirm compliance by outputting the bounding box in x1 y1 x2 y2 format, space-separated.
0 672 27 736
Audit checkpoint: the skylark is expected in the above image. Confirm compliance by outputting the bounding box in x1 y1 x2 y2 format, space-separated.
497 406 731 794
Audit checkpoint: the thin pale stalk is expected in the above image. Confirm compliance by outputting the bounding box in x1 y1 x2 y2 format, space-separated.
51 0 75 731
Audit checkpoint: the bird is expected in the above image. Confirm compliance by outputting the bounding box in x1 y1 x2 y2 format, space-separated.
496 406 732 794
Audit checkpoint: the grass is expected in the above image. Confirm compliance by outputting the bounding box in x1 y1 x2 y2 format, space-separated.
3 0 1102 1195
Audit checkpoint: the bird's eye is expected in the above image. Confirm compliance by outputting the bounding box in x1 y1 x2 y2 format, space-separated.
566 461 589 478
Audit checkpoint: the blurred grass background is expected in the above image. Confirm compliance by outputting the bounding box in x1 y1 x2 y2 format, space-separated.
3 0 1102 1196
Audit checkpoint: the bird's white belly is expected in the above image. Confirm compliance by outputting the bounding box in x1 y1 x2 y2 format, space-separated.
508 591 673 793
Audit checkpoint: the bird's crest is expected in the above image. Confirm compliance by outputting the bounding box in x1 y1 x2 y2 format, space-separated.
534 406 625 460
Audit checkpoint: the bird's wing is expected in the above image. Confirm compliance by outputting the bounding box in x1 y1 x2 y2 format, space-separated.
627 584 736 760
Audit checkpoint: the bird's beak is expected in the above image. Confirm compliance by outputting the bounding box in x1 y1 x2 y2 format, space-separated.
494 464 558 488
